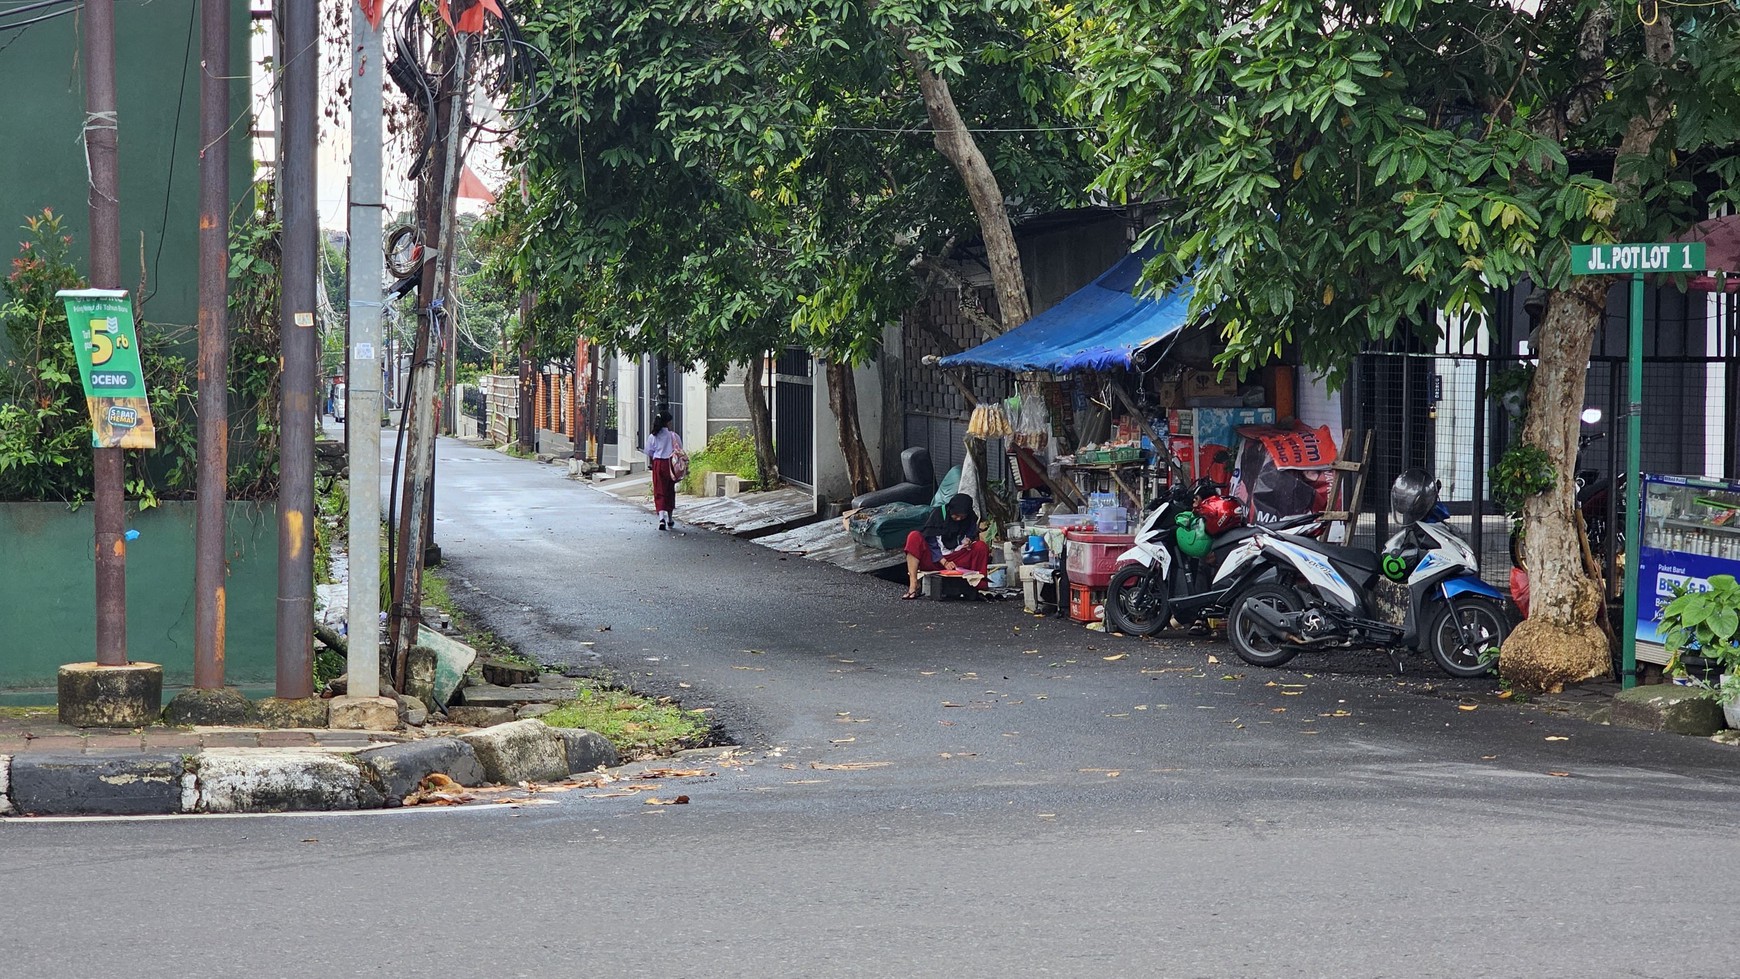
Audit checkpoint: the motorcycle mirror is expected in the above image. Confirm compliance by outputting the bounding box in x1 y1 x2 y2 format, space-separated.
1581 407 1603 425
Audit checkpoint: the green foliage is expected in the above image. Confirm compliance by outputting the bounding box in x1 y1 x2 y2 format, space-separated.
0 209 200 506
1488 443 1556 515
225 203 284 498
678 425 761 494
1075 0 1740 384
1660 573 1740 703
493 0 1097 381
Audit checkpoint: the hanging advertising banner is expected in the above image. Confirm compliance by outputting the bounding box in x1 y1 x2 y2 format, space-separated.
56 289 157 449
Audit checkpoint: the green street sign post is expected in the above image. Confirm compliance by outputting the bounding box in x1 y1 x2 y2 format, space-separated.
1568 242 1704 690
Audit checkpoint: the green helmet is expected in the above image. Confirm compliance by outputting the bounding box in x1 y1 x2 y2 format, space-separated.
1174 511 1212 558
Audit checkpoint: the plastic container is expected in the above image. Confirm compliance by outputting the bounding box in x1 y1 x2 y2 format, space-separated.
1048 512 1090 530
1064 530 1137 588
1087 505 1128 534
1069 583 1103 623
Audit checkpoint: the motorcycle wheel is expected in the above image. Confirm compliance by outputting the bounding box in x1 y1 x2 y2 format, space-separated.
1227 583 1305 668
1427 597 1509 678
1106 565 1169 637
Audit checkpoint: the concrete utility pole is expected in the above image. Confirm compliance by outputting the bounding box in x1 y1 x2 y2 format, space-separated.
193 0 231 691
346 0 386 699
276 0 318 699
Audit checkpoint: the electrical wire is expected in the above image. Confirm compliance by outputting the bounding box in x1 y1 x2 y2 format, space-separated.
139 2 197 308
0 0 80 32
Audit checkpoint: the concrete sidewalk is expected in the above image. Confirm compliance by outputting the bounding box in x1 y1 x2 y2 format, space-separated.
0 710 619 818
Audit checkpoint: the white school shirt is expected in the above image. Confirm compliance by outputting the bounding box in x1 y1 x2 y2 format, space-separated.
646 428 681 460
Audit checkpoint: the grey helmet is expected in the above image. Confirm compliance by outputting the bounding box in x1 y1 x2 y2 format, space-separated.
1390 468 1441 525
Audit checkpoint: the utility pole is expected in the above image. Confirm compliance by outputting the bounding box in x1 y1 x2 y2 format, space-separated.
346 0 387 700
85 0 126 672
276 0 318 699
57 0 162 728
193 0 231 692
517 290 535 454
390 32 470 682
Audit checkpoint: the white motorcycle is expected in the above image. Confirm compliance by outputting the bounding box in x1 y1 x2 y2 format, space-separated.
1104 479 1319 636
1223 469 1510 678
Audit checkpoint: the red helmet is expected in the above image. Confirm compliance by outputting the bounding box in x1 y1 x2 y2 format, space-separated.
1194 495 1245 537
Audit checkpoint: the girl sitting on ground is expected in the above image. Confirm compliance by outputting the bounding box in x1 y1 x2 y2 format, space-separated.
901 493 990 599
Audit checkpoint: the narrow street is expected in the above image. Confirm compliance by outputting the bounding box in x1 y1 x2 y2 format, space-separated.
5 436 1738 979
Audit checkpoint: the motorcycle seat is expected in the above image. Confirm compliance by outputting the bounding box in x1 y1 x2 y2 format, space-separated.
1213 526 1262 547
1290 537 1381 573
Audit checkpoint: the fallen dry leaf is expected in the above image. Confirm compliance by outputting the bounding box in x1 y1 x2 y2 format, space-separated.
785 779 828 784
729 665 765 671
938 752 978 759
1496 690 1514 700
1103 653 1128 662
644 795 691 805
830 737 856 745
1547 771 1571 778
300 838 318 844
636 768 712 779
1457 704 1479 711
1544 736 1570 742
1481 755 1499 760
810 761 892 771
1280 691 1302 697
1206 655 1220 664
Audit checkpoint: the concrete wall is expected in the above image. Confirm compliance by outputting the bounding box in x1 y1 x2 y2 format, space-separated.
707 365 753 443
0 501 278 691
0 1 253 338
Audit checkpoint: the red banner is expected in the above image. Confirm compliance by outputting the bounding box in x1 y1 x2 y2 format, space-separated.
1236 423 1339 470
438 0 503 33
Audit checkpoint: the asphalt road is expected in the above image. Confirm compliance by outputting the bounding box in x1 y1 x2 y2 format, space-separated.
5 437 1738 979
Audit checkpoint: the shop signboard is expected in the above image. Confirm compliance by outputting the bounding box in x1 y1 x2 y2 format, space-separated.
57 288 156 449
1634 473 1740 656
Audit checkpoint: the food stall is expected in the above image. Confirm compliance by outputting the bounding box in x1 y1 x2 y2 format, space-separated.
932 248 1321 626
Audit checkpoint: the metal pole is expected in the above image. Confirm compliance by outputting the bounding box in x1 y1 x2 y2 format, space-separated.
193 0 231 689
275 0 318 698
82 0 127 668
1621 272 1644 689
346 0 386 699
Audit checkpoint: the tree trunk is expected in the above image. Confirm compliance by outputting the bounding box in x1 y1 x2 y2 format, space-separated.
1502 277 1613 693
825 359 879 497
743 355 779 489
897 44 1031 331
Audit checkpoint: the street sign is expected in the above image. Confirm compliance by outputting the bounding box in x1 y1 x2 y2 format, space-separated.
1570 242 1705 276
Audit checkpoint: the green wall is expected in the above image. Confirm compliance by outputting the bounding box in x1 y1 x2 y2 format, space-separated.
0 502 279 691
0 0 254 332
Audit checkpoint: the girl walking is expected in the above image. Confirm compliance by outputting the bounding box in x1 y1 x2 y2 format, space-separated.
645 411 684 530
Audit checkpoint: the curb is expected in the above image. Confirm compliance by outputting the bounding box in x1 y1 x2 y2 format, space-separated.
0 721 620 818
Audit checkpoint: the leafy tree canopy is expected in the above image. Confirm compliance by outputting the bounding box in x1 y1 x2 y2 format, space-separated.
1075 0 1740 382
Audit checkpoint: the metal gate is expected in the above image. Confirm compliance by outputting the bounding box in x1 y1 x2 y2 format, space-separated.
773 348 814 487
636 354 684 450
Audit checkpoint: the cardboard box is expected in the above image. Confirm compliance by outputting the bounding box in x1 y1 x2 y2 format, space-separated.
1181 369 1238 400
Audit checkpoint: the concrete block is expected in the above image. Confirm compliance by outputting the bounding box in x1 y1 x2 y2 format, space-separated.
256 697 331 729
8 754 186 816
516 703 558 720
329 695 400 731
163 687 258 727
457 719 570 784
456 681 577 707
0 755 11 816
196 749 384 813
448 706 516 727
481 659 540 686
1612 685 1726 736
57 662 163 728
555 727 619 774
723 474 744 497
357 738 487 803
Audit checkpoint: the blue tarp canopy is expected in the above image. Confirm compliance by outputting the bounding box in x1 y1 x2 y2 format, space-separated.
937 250 1191 373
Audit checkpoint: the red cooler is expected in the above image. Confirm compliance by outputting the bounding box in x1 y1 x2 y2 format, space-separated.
1064 530 1136 589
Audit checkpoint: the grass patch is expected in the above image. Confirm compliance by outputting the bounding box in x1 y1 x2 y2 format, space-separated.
0 705 56 719
541 686 715 758
677 426 760 494
421 568 711 758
